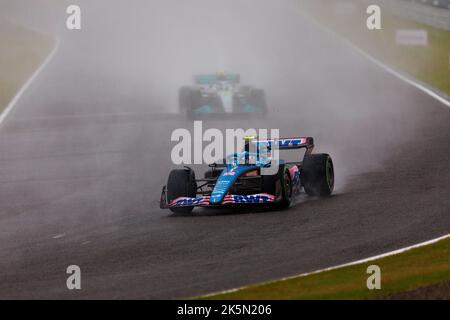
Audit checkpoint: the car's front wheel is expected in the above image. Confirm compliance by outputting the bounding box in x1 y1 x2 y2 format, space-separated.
179 87 192 116
279 166 293 208
262 165 292 209
167 168 197 214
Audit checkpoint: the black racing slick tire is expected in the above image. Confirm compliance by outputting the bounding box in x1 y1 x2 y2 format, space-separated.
262 164 292 209
279 166 293 209
302 154 334 197
179 87 192 116
167 168 197 214
251 89 268 116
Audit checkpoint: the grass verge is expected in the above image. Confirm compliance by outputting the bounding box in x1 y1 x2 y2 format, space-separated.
300 0 450 96
0 20 54 115
200 237 450 299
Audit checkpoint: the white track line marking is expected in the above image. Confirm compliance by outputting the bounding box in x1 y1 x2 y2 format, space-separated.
0 38 60 128
202 233 450 297
300 9 450 108
344 41 450 108
52 233 65 239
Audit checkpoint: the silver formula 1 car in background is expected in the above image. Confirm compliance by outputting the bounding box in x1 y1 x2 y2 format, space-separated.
179 72 268 118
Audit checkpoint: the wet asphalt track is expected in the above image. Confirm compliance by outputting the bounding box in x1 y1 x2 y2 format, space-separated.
0 0 449 299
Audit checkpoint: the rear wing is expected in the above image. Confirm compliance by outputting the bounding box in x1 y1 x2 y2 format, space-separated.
194 74 240 85
247 137 314 151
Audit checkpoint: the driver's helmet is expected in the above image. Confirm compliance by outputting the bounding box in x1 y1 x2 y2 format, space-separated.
217 70 227 81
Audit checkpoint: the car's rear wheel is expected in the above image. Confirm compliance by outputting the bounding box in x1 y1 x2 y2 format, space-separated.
167 168 197 214
302 154 334 197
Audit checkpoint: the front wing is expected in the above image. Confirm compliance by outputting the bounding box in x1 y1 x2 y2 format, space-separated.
160 188 278 209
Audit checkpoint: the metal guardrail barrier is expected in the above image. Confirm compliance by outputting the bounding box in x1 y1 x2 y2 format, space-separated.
403 0 450 10
404 0 450 10
365 0 450 30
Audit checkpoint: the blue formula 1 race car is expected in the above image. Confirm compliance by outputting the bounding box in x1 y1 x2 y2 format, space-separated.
160 137 334 214
179 72 267 118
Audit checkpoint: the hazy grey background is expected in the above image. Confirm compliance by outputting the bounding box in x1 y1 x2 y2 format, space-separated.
1 0 420 180
2 0 320 113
